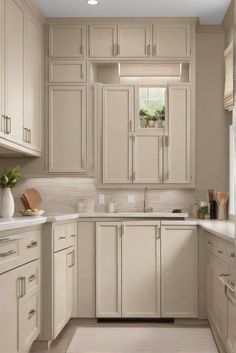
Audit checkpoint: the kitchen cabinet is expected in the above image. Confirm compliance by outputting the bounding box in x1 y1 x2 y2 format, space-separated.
117 24 151 57
226 267 236 353
152 24 191 57
164 85 191 184
49 86 86 173
49 60 86 83
133 134 163 183
102 85 134 184
96 221 161 318
49 25 86 58
96 222 122 317
122 221 161 317
89 24 117 58
161 225 198 318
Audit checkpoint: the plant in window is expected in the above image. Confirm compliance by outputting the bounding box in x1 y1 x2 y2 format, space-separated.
155 106 165 128
139 109 148 128
146 113 157 128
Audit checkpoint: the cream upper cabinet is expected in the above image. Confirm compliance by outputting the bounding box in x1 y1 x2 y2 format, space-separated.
164 85 191 184
103 85 134 183
3 0 24 144
49 86 86 173
89 24 117 58
122 221 161 317
117 24 151 58
161 226 198 318
49 25 86 58
96 222 122 317
133 134 163 183
152 24 191 57
24 14 43 152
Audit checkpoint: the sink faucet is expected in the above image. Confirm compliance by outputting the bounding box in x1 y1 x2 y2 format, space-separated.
144 186 149 213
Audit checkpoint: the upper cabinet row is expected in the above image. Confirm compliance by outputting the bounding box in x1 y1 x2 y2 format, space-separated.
49 23 192 59
0 0 43 156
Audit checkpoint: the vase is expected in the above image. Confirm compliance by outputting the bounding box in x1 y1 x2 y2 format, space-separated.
156 120 164 128
1 187 15 218
148 120 156 128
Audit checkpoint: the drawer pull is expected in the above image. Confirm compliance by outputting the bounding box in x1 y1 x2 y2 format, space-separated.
59 236 66 240
27 241 38 249
28 309 36 320
230 252 236 258
19 276 26 297
0 238 12 244
28 274 37 282
207 241 212 245
70 234 76 238
217 250 223 254
0 249 16 257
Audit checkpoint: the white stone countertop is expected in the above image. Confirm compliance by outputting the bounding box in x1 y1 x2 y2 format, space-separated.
198 220 235 243
0 216 47 232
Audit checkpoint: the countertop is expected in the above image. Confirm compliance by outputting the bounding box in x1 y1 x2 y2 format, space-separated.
0 213 235 244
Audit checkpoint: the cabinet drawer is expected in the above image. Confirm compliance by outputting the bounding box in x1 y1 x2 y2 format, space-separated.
67 222 77 247
24 260 40 295
0 238 20 274
21 231 40 263
214 237 228 263
49 60 86 83
206 233 215 254
54 224 68 252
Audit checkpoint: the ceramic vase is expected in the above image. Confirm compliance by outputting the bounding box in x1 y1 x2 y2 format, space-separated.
148 120 156 128
1 187 15 218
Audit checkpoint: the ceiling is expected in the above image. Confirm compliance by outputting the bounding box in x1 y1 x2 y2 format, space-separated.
34 0 231 24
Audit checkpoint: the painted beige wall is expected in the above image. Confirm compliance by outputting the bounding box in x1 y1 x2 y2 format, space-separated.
196 29 231 191
222 0 234 48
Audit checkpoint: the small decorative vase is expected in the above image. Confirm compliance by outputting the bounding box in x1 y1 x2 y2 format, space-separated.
140 118 147 128
1 187 15 218
148 120 156 128
156 120 164 128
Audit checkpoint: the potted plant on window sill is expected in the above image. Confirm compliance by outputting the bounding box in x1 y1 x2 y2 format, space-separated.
155 106 165 128
147 114 157 128
139 109 148 128
0 166 21 218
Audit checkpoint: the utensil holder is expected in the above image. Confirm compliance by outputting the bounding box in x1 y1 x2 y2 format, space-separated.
217 204 228 220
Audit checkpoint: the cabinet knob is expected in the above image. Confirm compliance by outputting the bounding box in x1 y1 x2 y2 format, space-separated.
230 252 236 258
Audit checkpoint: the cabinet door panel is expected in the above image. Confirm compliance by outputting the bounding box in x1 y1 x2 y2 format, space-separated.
122 221 161 317
49 60 86 83
164 85 191 184
49 25 85 58
133 134 163 183
89 24 117 58
25 15 43 151
161 226 198 317
4 0 24 144
103 86 133 183
67 248 76 319
118 24 150 57
53 250 68 337
153 24 190 57
49 86 86 173
96 222 121 317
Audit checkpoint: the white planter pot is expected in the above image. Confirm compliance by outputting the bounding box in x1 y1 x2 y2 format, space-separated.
1 187 15 218
148 120 156 128
156 120 164 128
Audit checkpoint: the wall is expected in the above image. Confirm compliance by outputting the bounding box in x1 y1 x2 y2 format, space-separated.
222 0 234 48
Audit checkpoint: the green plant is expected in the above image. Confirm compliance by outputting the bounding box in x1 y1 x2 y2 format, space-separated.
146 113 157 121
139 108 148 117
0 166 21 188
172 209 182 213
155 106 165 121
198 206 208 216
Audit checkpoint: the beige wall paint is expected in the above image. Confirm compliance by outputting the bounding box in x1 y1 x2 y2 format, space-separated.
196 29 231 191
222 0 234 48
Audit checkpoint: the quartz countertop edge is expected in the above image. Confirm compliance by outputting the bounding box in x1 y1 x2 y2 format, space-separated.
198 220 235 243
0 216 47 232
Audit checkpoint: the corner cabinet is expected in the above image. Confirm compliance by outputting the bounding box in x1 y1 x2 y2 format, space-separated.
99 84 193 187
48 86 86 173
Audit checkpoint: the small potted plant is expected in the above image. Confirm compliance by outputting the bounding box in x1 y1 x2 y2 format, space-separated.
0 166 21 218
197 205 208 219
155 106 165 128
147 113 157 128
139 108 148 128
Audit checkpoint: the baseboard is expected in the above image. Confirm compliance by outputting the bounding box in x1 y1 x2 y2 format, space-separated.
174 319 209 326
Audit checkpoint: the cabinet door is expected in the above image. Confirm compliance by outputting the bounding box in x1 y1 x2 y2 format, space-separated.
89 24 117 58
67 248 76 319
49 86 86 173
122 221 161 317
25 14 43 151
4 0 24 144
49 25 86 58
117 24 150 58
53 249 68 338
96 222 122 317
161 226 198 317
153 24 190 58
0 267 20 353
164 85 191 184
103 85 134 183
133 134 163 183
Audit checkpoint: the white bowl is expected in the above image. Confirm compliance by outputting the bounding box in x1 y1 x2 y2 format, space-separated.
19 209 45 217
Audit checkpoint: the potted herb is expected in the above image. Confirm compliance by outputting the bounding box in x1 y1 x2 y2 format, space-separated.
139 108 148 128
0 166 21 218
147 113 157 128
197 205 208 219
155 106 165 128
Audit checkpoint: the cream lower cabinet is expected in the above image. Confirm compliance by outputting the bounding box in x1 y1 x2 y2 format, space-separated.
49 86 86 173
96 221 161 318
161 225 198 318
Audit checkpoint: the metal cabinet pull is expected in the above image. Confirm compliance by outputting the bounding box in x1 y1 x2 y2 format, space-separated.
217 250 223 254
28 309 36 320
0 249 17 257
19 276 26 297
2 115 7 133
28 274 37 283
117 44 120 56
207 241 212 245
80 44 83 56
146 44 151 56
28 129 31 144
5 116 11 134
112 43 116 56
59 236 66 240
152 44 157 56
230 252 236 258
68 250 75 268
27 241 38 249
70 234 76 238
0 238 12 244
23 127 28 142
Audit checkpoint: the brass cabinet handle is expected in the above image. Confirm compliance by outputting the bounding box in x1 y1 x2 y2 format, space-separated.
28 309 36 320
27 241 38 249
19 276 26 297
5 116 11 134
2 115 7 133
0 249 17 257
23 127 28 142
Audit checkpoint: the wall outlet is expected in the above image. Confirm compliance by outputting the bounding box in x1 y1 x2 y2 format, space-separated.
128 195 136 204
98 194 105 204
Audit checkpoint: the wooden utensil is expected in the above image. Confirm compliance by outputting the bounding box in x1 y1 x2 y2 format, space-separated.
22 188 42 210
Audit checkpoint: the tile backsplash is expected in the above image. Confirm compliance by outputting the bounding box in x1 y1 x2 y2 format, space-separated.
6 177 209 216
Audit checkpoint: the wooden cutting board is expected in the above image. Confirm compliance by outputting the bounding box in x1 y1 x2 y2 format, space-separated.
22 188 42 210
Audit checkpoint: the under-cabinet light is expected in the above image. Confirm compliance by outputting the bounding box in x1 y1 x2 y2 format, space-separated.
86 0 99 5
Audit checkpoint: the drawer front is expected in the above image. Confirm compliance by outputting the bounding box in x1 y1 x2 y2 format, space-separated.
54 224 68 252
21 231 40 263
67 222 77 247
214 237 228 263
24 260 40 295
49 60 86 83
226 243 236 267
206 233 215 254
0 237 20 274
